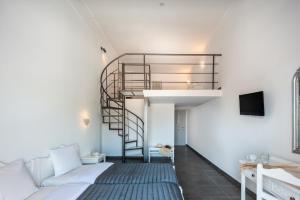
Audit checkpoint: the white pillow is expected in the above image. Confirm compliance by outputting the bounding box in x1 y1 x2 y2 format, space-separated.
64 143 80 156
26 157 54 186
50 145 82 177
0 161 6 168
0 159 38 200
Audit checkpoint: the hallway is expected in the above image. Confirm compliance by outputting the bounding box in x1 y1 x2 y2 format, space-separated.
175 146 254 200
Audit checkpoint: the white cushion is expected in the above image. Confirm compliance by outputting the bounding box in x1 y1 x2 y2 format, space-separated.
50 145 82 177
26 157 54 186
68 143 80 156
41 162 113 186
0 161 5 168
26 184 90 200
57 143 80 156
0 160 38 200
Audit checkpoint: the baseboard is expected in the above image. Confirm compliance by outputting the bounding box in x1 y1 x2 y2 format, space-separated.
186 144 256 199
106 156 144 160
106 156 122 159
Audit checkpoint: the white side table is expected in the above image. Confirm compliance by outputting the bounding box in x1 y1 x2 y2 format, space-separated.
148 147 174 163
81 153 106 164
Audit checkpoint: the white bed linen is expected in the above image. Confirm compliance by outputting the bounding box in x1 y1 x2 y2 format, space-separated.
26 184 89 200
50 145 82 177
41 162 113 186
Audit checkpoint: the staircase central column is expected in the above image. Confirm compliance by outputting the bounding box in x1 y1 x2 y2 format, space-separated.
122 96 126 163
121 62 126 163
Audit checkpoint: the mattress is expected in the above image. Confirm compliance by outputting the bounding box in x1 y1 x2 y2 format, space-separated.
95 163 178 184
26 184 89 200
41 162 113 186
77 183 183 200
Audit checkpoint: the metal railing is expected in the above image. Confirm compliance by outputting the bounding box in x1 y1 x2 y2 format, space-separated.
101 53 222 98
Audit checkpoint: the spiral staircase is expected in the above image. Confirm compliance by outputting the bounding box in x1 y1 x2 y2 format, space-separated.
100 54 150 162
100 53 221 162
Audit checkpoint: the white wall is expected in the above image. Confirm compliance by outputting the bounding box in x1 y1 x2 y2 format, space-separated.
188 0 300 183
0 0 116 161
149 104 175 146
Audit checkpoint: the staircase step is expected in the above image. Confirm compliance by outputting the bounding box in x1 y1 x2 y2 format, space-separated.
125 140 137 144
108 98 123 102
118 134 129 137
103 119 122 123
104 120 122 123
125 146 143 151
110 128 123 131
102 106 122 110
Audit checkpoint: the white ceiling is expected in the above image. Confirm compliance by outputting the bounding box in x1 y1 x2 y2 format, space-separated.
83 0 235 54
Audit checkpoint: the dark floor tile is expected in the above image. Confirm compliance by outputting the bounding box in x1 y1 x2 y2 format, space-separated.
175 146 244 200
208 175 234 186
229 195 254 200
204 169 223 176
220 185 240 198
189 186 227 196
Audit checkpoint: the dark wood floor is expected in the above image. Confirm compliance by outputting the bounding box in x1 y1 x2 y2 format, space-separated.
107 146 255 200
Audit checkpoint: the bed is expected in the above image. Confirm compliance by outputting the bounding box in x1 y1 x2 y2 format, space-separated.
26 184 90 200
1 145 183 200
41 162 113 186
78 183 183 200
1 159 183 200
26 183 183 200
41 163 178 186
94 163 178 184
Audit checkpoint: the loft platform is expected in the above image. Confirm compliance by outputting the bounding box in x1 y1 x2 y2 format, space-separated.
143 90 222 106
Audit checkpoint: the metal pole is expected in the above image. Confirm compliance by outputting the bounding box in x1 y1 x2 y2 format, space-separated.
117 59 120 99
113 73 116 99
212 56 215 89
136 118 139 145
149 64 151 89
122 96 126 163
143 55 146 89
121 63 126 163
122 64 125 91
105 69 108 105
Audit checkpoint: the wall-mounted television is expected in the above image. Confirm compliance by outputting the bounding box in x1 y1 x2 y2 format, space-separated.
239 91 265 116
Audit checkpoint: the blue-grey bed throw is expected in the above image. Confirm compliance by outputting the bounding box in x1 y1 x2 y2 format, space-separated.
95 163 178 184
77 183 183 200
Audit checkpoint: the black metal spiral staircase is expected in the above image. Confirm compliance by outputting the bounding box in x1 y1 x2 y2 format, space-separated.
100 54 149 162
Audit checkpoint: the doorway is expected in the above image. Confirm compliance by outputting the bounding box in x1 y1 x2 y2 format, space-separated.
175 110 187 145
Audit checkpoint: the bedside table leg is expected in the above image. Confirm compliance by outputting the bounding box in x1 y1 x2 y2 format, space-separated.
241 171 246 200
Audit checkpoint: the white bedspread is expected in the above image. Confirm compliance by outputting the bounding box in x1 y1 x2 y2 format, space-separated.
41 162 113 186
26 184 89 200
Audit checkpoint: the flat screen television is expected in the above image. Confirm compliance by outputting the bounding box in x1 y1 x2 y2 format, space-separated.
239 91 264 116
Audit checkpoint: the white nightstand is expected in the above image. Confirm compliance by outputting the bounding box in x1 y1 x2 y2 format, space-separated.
148 147 174 163
81 154 106 164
